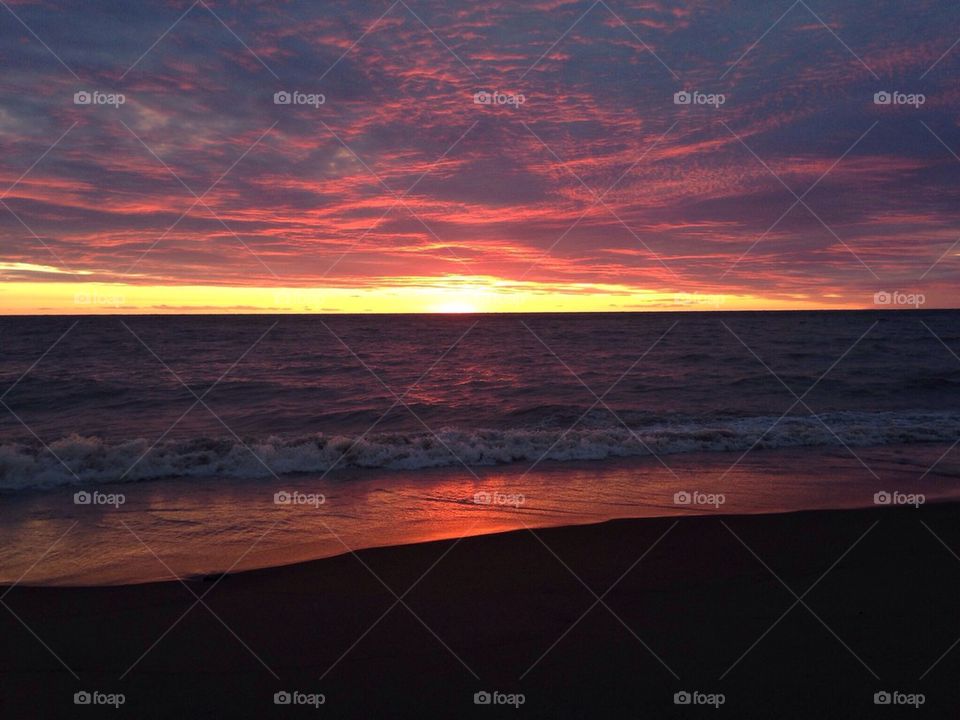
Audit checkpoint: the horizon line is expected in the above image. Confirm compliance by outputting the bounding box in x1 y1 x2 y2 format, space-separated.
2 307 956 318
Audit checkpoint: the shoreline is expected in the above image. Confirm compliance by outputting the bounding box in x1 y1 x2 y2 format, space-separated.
8 495 960 591
2 442 958 587
4 502 960 717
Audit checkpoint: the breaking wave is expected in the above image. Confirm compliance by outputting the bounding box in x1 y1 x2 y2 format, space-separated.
2 411 958 491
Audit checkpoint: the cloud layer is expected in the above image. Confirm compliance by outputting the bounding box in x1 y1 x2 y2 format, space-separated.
1 0 959 310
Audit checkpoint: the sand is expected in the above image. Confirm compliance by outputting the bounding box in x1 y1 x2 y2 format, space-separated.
3 502 960 718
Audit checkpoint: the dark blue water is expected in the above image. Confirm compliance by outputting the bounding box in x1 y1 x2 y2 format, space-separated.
1 310 959 490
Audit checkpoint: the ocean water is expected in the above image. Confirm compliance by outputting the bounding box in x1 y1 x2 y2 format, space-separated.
2 310 960 584
1 310 959 491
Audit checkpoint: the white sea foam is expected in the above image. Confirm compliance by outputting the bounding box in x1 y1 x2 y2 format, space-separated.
1 411 957 491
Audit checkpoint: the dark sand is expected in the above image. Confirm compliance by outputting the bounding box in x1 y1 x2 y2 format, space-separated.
3 502 959 718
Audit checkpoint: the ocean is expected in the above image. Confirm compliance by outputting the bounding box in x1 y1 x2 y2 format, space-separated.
2 310 959 584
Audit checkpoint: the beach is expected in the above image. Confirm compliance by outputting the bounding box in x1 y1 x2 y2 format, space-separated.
4 500 959 718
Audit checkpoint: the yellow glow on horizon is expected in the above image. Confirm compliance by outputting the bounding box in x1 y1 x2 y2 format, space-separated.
0 277 863 314
431 300 480 313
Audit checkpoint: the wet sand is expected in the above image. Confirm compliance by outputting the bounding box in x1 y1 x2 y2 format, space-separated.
3 501 960 717
3 442 958 587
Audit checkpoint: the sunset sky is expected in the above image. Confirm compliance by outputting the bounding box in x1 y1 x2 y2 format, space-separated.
1 0 958 313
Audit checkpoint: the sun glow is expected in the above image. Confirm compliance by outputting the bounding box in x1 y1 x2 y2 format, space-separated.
0 276 861 314
432 300 480 314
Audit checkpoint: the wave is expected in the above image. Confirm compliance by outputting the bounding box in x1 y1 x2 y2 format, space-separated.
1 411 958 491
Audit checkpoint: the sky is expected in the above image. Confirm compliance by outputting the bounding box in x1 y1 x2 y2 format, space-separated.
1 0 959 313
